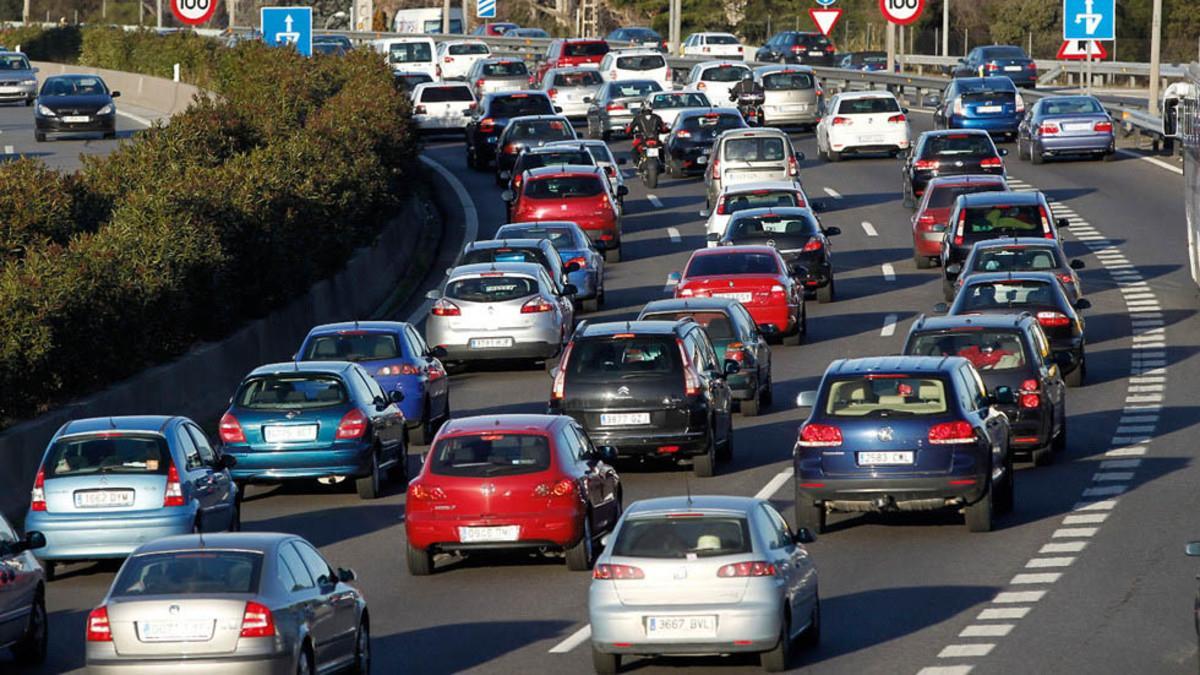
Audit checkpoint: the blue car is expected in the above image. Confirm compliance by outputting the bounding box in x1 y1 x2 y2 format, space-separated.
1017 95 1115 164
495 221 606 312
935 76 1024 139
297 321 450 445
793 356 1015 534
219 361 408 499
25 415 239 577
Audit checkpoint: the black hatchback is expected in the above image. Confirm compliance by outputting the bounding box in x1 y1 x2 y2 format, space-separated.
465 91 558 170
548 320 738 477
756 31 836 66
709 206 840 303
665 108 747 177
902 130 1006 207
34 74 119 141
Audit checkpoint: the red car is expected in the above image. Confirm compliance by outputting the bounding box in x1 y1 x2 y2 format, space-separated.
533 38 610 87
671 245 806 344
504 165 626 262
405 414 621 575
911 174 1010 269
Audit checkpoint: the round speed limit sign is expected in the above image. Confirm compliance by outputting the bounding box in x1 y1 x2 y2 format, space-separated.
879 0 925 25
171 0 218 25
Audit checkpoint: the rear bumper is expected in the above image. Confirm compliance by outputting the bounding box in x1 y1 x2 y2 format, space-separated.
406 506 583 551
580 225 621 250
26 509 196 561
827 130 909 153
225 445 374 481
913 230 944 257
743 303 798 336
415 114 470 130
794 472 988 509
1038 135 1114 155
949 115 1022 134
762 105 819 125
590 587 782 653
87 643 290 675
437 340 561 362
581 427 709 457
727 371 760 401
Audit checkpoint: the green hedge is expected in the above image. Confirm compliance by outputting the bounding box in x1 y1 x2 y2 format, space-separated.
0 25 82 62
0 37 418 424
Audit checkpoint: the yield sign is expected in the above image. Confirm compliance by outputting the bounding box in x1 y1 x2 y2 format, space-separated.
809 8 843 37
1057 39 1108 60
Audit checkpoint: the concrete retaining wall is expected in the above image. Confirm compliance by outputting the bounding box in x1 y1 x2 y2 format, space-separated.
32 60 201 118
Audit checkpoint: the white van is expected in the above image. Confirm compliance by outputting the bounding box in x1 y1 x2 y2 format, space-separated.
373 37 438 80
392 7 463 34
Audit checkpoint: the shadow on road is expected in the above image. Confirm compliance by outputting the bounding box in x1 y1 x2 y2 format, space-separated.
375 620 575 674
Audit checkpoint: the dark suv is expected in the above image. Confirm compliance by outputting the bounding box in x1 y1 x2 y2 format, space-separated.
793 356 1015 533
904 314 1067 466
548 320 738 476
465 91 558 170
755 31 836 66
902 129 1007 208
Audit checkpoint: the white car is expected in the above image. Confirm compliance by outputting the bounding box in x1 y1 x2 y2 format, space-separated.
816 91 911 161
644 90 712 129
683 61 754 107
681 32 746 60
598 49 672 91
434 40 490 81
701 180 813 245
373 37 438 80
410 82 476 131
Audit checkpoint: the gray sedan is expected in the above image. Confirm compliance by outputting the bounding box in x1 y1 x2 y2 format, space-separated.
1017 95 1115 164
85 533 368 675
585 79 664 141
0 52 37 105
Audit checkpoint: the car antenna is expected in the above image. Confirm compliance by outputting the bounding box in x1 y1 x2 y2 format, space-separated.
109 417 117 429
685 473 693 508
354 319 359 330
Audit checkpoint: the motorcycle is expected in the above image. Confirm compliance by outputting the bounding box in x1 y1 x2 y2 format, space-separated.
736 92 766 127
636 135 664 189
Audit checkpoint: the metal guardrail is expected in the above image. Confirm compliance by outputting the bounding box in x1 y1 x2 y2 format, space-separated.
899 53 1190 80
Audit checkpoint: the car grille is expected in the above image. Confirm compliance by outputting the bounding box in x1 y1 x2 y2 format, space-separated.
0 80 20 86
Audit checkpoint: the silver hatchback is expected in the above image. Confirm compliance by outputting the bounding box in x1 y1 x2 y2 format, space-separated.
466 57 531 98
753 64 821 128
704 128 802 209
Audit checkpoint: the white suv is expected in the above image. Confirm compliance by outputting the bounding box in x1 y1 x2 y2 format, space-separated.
599 49 672 91
816 91 911 161
435 40 491 81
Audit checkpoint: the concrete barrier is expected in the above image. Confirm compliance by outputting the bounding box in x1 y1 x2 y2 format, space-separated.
32 60 201 118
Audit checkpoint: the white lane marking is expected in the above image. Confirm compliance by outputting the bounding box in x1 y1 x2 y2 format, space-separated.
938 644 995 658
880 314 898 337
1073 499 1118 511
1010 573 1062 584
2 144 12 155
1115 148 1184 175
647 194 664 209
823 187 842 199
1040 541 1087 554
861 221 878 237
1064 513 1109 525
115 109 154 127
1093 472 1134 482
1025 557 1075 568
959 624 1014 638
548 625 592 654
994 590 1046 603
1082 485 1127 498
1053 527 1098 538
667 226 681 243
918 668 974 675
978 607 1030 620
408 156 480 323
1105 445 1147 457
755 468 794 500
1114 425 1156 434
881 263 896 281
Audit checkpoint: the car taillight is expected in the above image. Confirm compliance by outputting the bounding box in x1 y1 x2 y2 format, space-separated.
414 104 427 114
953 97 966 116
1039 122 1060 135
552 342 573 400
521 296 555 313
435 66 441 78
787 155 798 177
917 214 938 226
335 409 368 440
475 78 486 89
409 483 447 501
30 467 46 512
86 606 111 642
1037 311 1071 328
606 102 625 111
504 143 519 154
769 284 786 295
825 44 835 52
1015 93 1026 113
803 238 823 252
709 157 719 175
676 129 693 138
1094 120 1113 133
163 462 185 507
565 256 587 270
714 196 727 215
954 211 966 246
888 114 906 124
831 116 851 125
696 81 707 90
914 159 938 170
240 601 276 638
717 561 776 577
985 63 1000 72
479 116 496 132
791 45 802 53
798 422 842 447
1020 378 1040 409
219 412 245 443
928 420 976 444
725 342 746 362
533 478 576 497
444 56 454 63
980 156 1003 168
677 284 694 297
378 364 421 376
665 67 672 80
431 298 461 316
594 563 645 580
547 88 558 100
677 338 701 396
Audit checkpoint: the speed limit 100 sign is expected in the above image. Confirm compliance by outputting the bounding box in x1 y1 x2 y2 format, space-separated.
879 0 925 25
171 0 218 25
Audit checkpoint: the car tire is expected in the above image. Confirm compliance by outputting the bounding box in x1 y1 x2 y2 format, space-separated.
582 296 600 313
741 396 760 417
718 424 734 462
914 252 934 269
827 149 841 162
229 504 242 532
902 189 915 209
43 562 56 582
387 441 409 486
410 403 432 446
601 129 612 142
351 620 371 674
762 375 773 408
1018 138 1030 161
592 646 620 674
693 430 716 477
565 514 594 571
799 595 821 649
793 484 826 534
816 278 834 304
1065 357 1085 387
25 98 33 107
103 131 116 140
1053 417 1068 453
759 614 791 672
604 246 621 263
1031 144 1045 165
668 158 682 178
12 591 47 665
406 543 434 576
356 450 381 500
997 452 1015 514
34 132 45 142
297 644 315 675
942 277 956 302
965 481 994 533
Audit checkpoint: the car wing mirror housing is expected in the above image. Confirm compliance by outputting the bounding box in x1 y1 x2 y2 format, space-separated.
992 385 1016 406
794 527 816 544
796 390 817 408
1069 259 1085 270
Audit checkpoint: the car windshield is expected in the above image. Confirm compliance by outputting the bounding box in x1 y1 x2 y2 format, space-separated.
236 375 348 410
924 134 995 157
524 175 603 199
446 275 538 302
0 54 31 70
508 118 573 141
520 150 592 169
972 247 1060 273
729 215 818 241
962 205 1044 235
553 70 603 87
44 434 170 478
449 43 489 55
419 85 474 102
489 95 553 117
564 42 609 57
681 113 743 132
388 42 432 63
429 433 550 477
608 81 661 97
825 376 949 417
910 331 1028 371
959 281 1058 310
482 61 527 76
42 77 106 96
303 332 400 362
613 515 751 559
651 92 708 109
837 97 900 114
641 311 736 341
616 55 665 70
313 43 346 56
927 182 1006 208
687 252 779 276
723 190 801 212
569 337 681 377
112 551 263 596
706 34 740 45
762 71 814 90
723 137 786 162
703 65 750 82
514 29 548 38
1042 97 1105 115
462 247 544 266
982 46 1028 60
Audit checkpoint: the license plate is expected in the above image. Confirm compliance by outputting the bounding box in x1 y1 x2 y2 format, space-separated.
263 424 318 443
138 620 214 642
74 490 134 508
809 51 824 56
469 337 514 349
715 292 753 302
858 451 914 466
977 105 1002 113
1064 122 1092 132
860 135 884 143
645 147 659 157
459 525 520 543
62 115 90 123
601 412 650 426
923 232 943 241
1004 65 1022 72
784 104 808 111
646 615 718 639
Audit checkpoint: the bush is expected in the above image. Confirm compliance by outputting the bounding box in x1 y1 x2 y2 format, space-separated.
0 25 82 62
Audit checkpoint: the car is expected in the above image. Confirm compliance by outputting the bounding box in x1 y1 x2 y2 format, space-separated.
756 31 836 66
465 91 557 169
681 32 746 60
472 21 518 36
409 81 476 132
704 127 802 210
665 107 747 178
1017 94 1116 164
598 49 672 90
793 356 1016 533
24 415 239 577
405 414 621 575
435 39 491 80
496 221 607 312
535 38 611 85
639 298 773 415
753 64 822 128
84 533 369 675
461 238 574 298
545 139 629 205
508 27 550 39
943 271 1090 386
425 261 575 367
33 74 118 142
537 66 605 119
683 60 754 105
0 515 47 665
911 175 1011 268
312 41 349 57
671 245 807 344
643 90 712 128
312 34 352 53
710 207 839 303
0 51 39 105
589 495 819 674
837 51 891 71
939 191 1069 298
548 319 737 476
295 321 450 445
934 76 1025 140
905 313 1068 465
372 37 438 79
392 71 434 92
494 114 578 184
504 165 626 261
952 45 1038 89
816 91 910 161
902 129 1007 208
585 79 664 141
954 237 1086 303
701 181 812 243
606 27 667 52
466 57 532 98
218 362 408 499
501 143 595 195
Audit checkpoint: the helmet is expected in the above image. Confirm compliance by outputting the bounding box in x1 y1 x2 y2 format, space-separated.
742 71 753 80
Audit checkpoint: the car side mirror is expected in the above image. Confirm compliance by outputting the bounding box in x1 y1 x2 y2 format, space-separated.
554 105 563 113
373 395 388 409
796 151 806 161
425 289 441 300
430 345 448 359
992 385 1016 406
1186 542 1200 557
723 358 740 376
337 567 357 583
562 283 579 296
998 148 1008 156
1074 298 1091 310
823 226 841 236
617 185 629 197
945 263 962 276
1057 217 1071 229
461 108 473 116
564 261 582 273
596 445 618 464
706 232 720 242
22 531 46 552
1052 351 1072 369
600 533 611 548
699 208 711 218
933 302 950 313
796 390 817 408
1069 259 1085 270
793 527 816 544
498 170 511 181
390 389 405 403
617 157 628 165
695 155 707 165
582 96 592 103
111 90 121 98
501 190 515 202
666 271 682 285
216 454 238 470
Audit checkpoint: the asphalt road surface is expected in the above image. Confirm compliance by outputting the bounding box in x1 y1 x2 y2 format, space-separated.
0 100 145 171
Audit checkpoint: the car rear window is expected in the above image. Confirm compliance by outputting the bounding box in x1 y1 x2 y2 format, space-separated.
236 375 348 410
520 150 593 170
462 247 544 266
959 281 1057 310
1042 98 1105 115
650 92 709 109
489 95 554 117
981 46 1028 60
609 81 661 98
303 332 400 361
795 34 831 47
972 247 1060 273
702 65 751 82
429 433 551 477
449 43 489 55
508 118 573 141
623 28 660 41
723 190 801 212
682 113 744 132
641 311 736 341
568 336 682 377
553 70 603 87
687 252 780 276
923 134 996 157
762 71 815 91
564 42 609 57
961 205 1045 235
446 276 538 302
389 42 432 63
482 60 528 77
112 551 263 596
706 34 740 45
723 137 786 162
962 89 1016 104
419 85 474 103
44 434 170 478
613 515 751 559
616 55 665 70
909 331 1028 371
524 175 604 199
927 182 1006 208
728 215 819 242
836 97 900 114
825 376 949 417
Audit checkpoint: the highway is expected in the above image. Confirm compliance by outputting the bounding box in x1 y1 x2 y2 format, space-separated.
0 102 147 171
7 103 1199 674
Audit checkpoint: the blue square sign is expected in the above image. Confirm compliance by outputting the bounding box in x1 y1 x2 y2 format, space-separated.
261 6 313 57
1063 0 1114 42
477 0 496 19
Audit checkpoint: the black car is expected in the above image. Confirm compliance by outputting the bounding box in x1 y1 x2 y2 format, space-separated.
903 130 1007 208
665 108 747 177
954 237 1086 303
939 191 1068 298
33 74 118 142
492 114 577 185
709 206 840 304
756 31 836 66
392 71 434 92
904 313 1067 466
548 319 737 477
638 298 772 416
500 143 594 193
943 271 1089 386
606 27 666 52
465 91 558 170
951 45 1037 89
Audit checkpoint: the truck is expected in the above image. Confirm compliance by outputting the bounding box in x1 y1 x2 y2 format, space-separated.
393 7 463 34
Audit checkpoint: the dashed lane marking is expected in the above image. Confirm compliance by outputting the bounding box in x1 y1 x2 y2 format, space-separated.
880 314 898 337
881 263 896 281
647 194 664 209
548 625 592 654
823 187 843 199
667 226 681 243
755 469 795 500
861 221 879 237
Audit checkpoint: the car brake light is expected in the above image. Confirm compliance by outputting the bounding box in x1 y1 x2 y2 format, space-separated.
163 462 185 507
533 478 575 497
1056 272 1074 286
1039 122 1060 135
444 56 454 63
1094 120 1113 133
240 601 277 638
378 364 421 376
1037 311 1071 328
952 97 966 116
677 284 694 297
479 116 496 133
676 129 693 138
547 88 558 100
714 196 727 215
985 63 1000 72
888 114 906 124
594 564 644 580
791 45 802 53
710 157 719 175
565 256 587 269
676 338 701 396
787 155 798 177
414 104 427 115
86 606 112 642
954 211 966 246
917 214 938 226
725 342 746 362
1015 93 1026 114
928 420 976 444
521 296 555 313
1019 378 1040 409
831 116 851 126
798 422 842 447
431 298 461 316
552 342 573 400
802 238 823 252
696 81 706 90
717 561 776 577
335 409 368 440
409 483 447 501
219 412 245 443
665 67 672 80
606 102 625 111
504 143 519 154
914 159 938 170
980 156 1003 168
30 467 46 512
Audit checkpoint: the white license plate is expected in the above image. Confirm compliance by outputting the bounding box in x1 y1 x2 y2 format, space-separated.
809 51 824 56
1004 65 1023 72
645 147 659 157
1064 122 1093 132
977 105 1003 113
858 451 914 466
601 412 650 426
646 615 718 639
62 115 90 123
859 135 884 143
74 490 134 508
469 337 514 349
263 424 318 443
784 104 809 111
459 525 520 543
714 292 753 302
923 232 943 241
138 620 214 642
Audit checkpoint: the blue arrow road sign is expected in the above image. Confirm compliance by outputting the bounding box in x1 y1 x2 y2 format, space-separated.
477 0 496 19
262 6 313 57
1063 0 1114 42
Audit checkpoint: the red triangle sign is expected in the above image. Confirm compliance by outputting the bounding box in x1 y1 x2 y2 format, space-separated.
809 8 843 38
1057 40 1108 60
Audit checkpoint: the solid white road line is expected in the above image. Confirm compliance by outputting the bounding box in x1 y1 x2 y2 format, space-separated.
667 226 681 243
548 625 592 654
1115 148 1184 175
881 263 896 281
647 194 664 209
861 221 878 237
755 468 795 500
823 187 843 199
115 109 154 127
408 156 480 323
880 314 898 337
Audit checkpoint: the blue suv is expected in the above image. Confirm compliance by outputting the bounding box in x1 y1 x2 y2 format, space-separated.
793 356 1014 534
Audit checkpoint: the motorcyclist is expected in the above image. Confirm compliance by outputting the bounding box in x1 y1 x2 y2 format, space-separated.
728 71 765 104
627 103 667 163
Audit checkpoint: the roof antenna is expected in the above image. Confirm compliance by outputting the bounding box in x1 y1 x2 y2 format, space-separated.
685 473 693 508
354 319 360 330
109 417 117 429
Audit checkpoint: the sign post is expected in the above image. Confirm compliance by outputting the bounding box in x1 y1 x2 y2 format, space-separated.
879 0 925 74
170 0 217 25
1063 0 1114 94
261 6 313 57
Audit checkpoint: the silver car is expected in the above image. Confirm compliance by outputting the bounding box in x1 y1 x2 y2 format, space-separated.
589 495 819 673
701 180 813 244
0 52 37 105
538 67 605 119
753 64 821 128
425 262 574 367
465 57 531 98
0 516 47 666
704 128 803 209
585 79 664 141
85 532 368 675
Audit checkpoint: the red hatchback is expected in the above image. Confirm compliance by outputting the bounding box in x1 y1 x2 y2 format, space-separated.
405 414 622 575
911 175 1009 269
504 165 625 262
672 245 806 344
533 38 610 86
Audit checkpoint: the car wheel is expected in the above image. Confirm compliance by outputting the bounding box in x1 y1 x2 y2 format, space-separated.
1031 143 1045 165
693 430 716 477
604 246 621 263
34 132 45 142
914 252 934 269
406 543 434 576
942 277 956 302
1018 138 1030 161
410 402 432 446
592 645 620 674
565 514 594 571
102 131 116 140
782 312 803 345
355 450 381 500
816 278 834 304
799 594 821 649
351 620 371 674
794 483 826 533
25 98 33 107
1032 440 1055 467
582 296 600 313
387 440 409 486
1065 357 1085 387
43 562 56 582
827 149 841 162
229 504 241 532
964 480 994 532
997 451 1015 514
762 375 773 408
12 591 47 665
601 129 612 142
1053 417 1068 453
718 423 734 462
759 614 791 672
668 158 682 178
902 189 915 209
741 395 760 417
296 644 315 675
